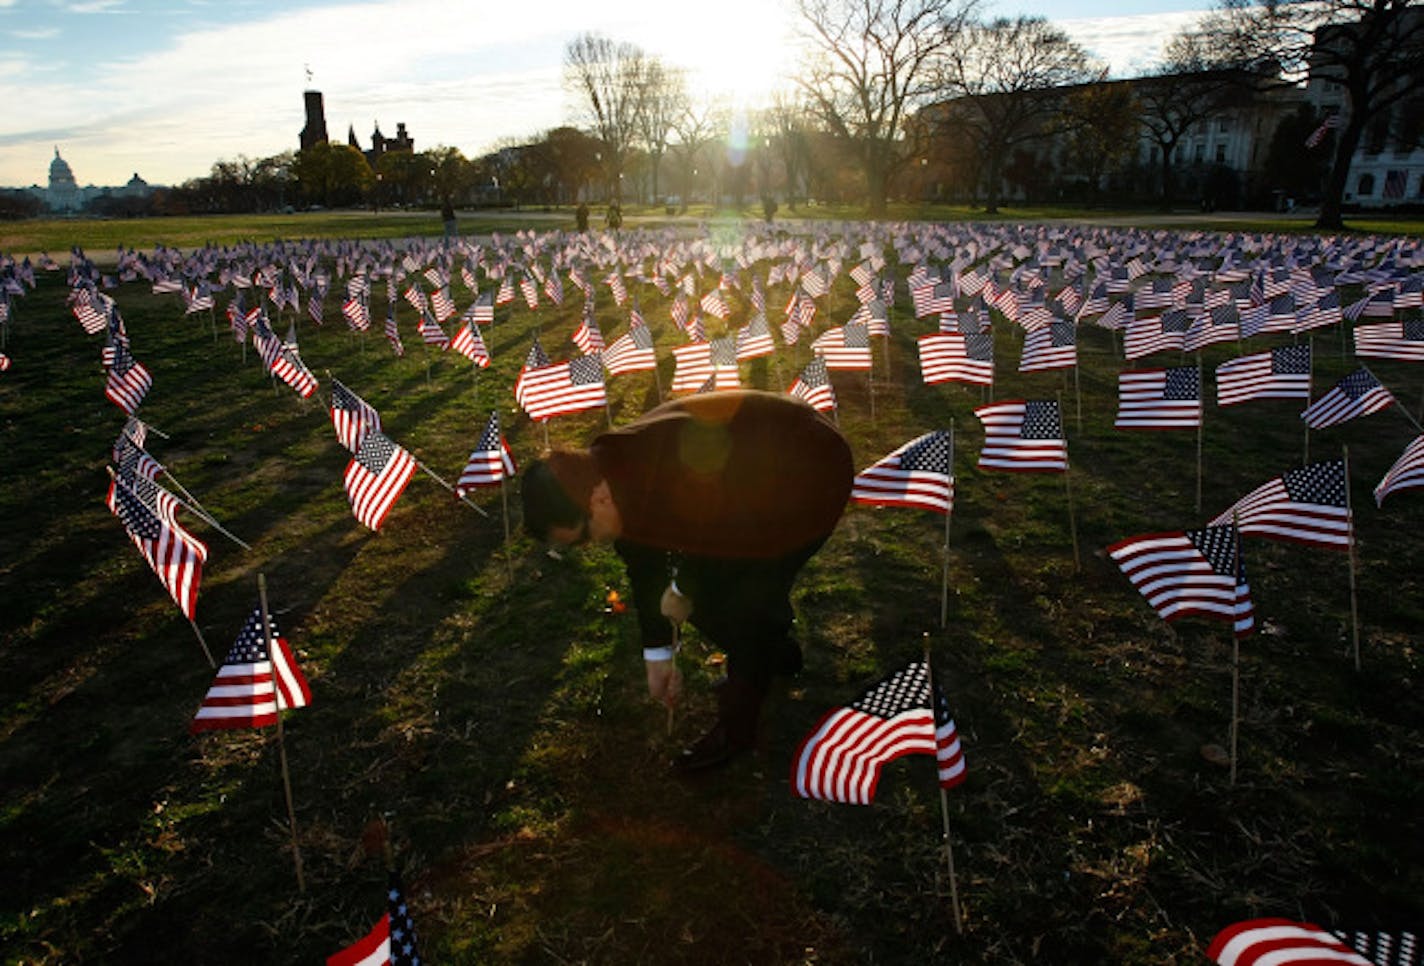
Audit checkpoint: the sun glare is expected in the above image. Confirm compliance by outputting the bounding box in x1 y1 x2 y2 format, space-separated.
653 2 801 107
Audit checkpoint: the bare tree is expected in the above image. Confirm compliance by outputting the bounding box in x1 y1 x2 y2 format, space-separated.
564 33 650 204
635 59 687 204
1061 78 1139 203
1199 0 1424 229
668 96 726 209
766 90 814 209
938 16 1098 213
1136 30 1242 210
796 0 978 216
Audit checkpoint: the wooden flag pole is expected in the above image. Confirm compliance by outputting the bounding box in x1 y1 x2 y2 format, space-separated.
412 457 490 518
257 573 306 893
1060 393 1081 571
1342 444 1362 672
188 618 216 667
1073 362 1083 435
1303 335 1314 464
1229 513 1241 787
923 636 963 935
940 422 955 629
868 367 877 424
1196 355 1205 516
499 473 514 584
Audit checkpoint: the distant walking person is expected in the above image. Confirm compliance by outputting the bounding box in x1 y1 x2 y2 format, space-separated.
441 202 457 243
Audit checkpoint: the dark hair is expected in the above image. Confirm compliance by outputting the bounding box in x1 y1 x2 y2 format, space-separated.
520 451 598 540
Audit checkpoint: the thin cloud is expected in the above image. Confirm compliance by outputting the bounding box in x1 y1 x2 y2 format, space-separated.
11 28 61 39
63 0 128 12
1056 10 1211 77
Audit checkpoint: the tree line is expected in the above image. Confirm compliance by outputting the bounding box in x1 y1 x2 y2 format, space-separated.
33 0 1421 230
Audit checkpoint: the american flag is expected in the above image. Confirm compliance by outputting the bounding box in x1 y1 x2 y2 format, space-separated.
1241 293 1298 339
107 467 181 528
543 271 564 306
344 431 418 531
1095 296 1134 331
269 341 319 398
456 411 516 495
572 311 605 354
1293 290 1342 333
1207 919 1372 966
110 474 207 620
813 321 873 371
918 332 994 387
788 357 836 413
1108 524 1255 637
1374 434 1424 506
402 283 429 317
520 275 539 309
471 291 495 325
190 607 311 733
958 266 988 296
790 661 965 805
448 321 491 367
330 379 382 453
496 275 514 305
342 297 371 331
307 287 325 325
1124 308 1191 360
417 312 449 349
104 339 153 415
1330 927 1422 965
800 266 830 298
185 286 215 316
1115 366 1202 430
1216 345 1312 407
602 321 657 376
913 281 957 319
430 286 456 323
851 431 954 514
1345 287 1397 322
1019 320 1077 372
671 337 739 392
1305 111 1341 148
327 872 423 966
513 339 551 408
72 288 110 334
1184 304 1240 352
605 270 628 305
384 302 404 357
113 416 156 472
1354 320 1424 362
699 289 731 320
1301 367 1395 428
734 314 775 360
975 399 1067 472
1210 459 1352 550
521 354 609 420
1134 277 1177 311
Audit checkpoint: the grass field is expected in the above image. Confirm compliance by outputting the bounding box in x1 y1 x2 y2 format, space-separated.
1 216 1422 964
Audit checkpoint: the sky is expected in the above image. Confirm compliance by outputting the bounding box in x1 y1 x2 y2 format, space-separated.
0 0 1214 190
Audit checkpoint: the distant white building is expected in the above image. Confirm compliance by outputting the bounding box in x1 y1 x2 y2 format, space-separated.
23 148 155 212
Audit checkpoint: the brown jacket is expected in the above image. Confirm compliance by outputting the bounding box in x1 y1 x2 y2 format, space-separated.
591 391 853 560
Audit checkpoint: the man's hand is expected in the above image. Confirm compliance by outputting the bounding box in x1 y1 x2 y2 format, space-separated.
645 657 683 710
660 583 693 624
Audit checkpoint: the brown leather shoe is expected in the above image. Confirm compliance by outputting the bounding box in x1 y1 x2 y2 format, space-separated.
670 722 741 773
